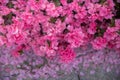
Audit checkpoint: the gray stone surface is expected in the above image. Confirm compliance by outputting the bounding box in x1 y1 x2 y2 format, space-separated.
37 67 120 80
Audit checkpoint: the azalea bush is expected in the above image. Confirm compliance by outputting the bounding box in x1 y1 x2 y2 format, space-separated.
0 0 120 80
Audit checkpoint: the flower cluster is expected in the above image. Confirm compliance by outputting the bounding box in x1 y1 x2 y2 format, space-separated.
0 0 120 79
0 0 119 62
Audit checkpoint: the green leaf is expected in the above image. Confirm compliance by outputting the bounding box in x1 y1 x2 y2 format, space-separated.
78 1 85 6
117 30 120 35
46 40 51 47
67 0 73 3
59 16 66 22
53 0 61 6
63 28 69 34
24 61 29 65
18 50 24 55
2 12 15 25
99 0 106 4
110 18 115 27
57 70 64 75
49 17 57 23
6 1 14 8
36 64 44 68
94 27 106 37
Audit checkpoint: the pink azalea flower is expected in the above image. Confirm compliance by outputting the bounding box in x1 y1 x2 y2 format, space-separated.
60 0 67 5
12 50 20 58
65 28 85 48
89 13 100 21
91 37 107 50
6 25 26 45
46 3 59 17
12 45 23 57
115 19 120 29
106 0 115 9
0 36 7 46
60 47 76 63
104 27 118 41
32 45 45 57
0 25 7 34
0 6 11 15
99 6 113 19
75 6 87 19
87 22 97 34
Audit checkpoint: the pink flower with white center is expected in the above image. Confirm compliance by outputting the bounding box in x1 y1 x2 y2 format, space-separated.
60 47 76 63
91 37 107 50
65 28 85 48
46 48 56 57
67 25 74 31
104 27 118 41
